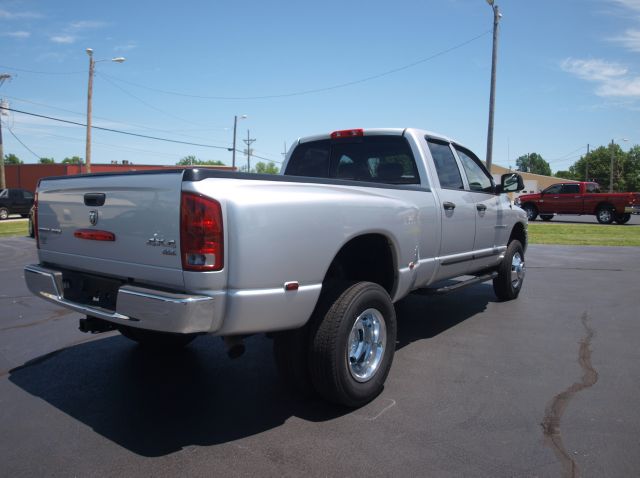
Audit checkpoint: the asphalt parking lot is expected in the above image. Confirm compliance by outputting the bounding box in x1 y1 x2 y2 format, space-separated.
1 236 639 477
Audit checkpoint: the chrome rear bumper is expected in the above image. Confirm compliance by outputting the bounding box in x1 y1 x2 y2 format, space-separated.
24 264 219 334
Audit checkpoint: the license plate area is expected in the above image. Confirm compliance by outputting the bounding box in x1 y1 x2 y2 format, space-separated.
61 270 124 311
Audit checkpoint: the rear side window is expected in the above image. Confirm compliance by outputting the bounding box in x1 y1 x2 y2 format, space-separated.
427 139 463 190
285 136 419 184
561 184 580 194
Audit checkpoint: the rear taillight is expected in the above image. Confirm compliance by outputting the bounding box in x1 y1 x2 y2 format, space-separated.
180 192 224 271
34 192 39 249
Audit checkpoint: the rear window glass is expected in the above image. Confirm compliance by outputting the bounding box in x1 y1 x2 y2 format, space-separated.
285 136 420 185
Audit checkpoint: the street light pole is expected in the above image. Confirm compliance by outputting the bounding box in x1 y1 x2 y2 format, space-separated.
609 138 628 192
485 0 501 172
0 73 12 189
85 50 95 174
231 115 247 170
85 49 125 174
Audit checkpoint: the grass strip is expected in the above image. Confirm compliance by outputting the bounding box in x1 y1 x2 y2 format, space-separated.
528 222 640 246
0 220 29 238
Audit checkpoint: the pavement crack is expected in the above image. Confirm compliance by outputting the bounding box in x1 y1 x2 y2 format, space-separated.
541 312 598 478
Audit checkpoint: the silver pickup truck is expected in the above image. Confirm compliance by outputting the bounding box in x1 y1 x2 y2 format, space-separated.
25 127 527 407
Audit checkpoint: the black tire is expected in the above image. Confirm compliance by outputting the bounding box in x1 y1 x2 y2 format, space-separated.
20 213 29 218
0 207 9 220
596 206 615 224
614 213 631 225
309 281 396 408
493 240 525 301
522 204 538 222
119 326 197 350
540 214 553 222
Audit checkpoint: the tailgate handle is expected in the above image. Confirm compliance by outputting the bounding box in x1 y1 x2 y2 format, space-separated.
84 193 106 207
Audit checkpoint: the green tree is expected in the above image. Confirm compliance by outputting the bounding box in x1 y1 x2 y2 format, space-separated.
623 145 640 192
176 155 225 166
62 156 84 164
554 170 576 180
4 153 22 164
39 157 55 164
515 153 551 176
563 143 640 191
254 162 280 174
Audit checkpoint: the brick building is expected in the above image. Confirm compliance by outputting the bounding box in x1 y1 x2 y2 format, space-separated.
4 163 234 192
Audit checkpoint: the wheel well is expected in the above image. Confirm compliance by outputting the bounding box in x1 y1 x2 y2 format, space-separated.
509 222 527 251
324 234 395 296
595 202 614 213
521 202 537 211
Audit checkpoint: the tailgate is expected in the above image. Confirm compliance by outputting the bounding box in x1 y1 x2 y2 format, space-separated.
36 171 185 289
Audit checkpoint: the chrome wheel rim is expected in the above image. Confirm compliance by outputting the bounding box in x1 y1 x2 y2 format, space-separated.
0 210 7 220
524 207 535 221
598 209 612 222
347 308 386 383
511 252 525 289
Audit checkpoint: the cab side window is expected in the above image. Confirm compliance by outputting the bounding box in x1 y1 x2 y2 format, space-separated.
455 146 494 193
561 184 580 194
544 185 562 194
427 139 463 190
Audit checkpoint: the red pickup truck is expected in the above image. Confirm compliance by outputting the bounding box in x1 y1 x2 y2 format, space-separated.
516 181 640 224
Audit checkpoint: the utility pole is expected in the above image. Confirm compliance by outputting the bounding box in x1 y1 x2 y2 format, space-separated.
84 49 125 174
243 130 255 172
85 50 95 174
231 114 247 170
485 0 501 173
0 73 11 189
585 144 590 181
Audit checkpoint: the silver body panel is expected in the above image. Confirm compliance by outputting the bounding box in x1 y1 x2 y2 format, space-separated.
26 128 527 335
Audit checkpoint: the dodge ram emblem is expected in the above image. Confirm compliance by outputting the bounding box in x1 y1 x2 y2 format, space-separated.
89 210 98 226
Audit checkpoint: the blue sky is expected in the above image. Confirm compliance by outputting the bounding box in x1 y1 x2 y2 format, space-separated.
1 0 639 172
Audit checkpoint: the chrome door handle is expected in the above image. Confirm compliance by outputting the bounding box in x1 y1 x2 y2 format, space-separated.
443 202 456 211
476 204 487 212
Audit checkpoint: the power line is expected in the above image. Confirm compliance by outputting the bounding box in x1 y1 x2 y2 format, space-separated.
96 72 208 127
98 31 491 100
5 106 233 150
0 64 83 75
4 123 41 159
3 94 230 143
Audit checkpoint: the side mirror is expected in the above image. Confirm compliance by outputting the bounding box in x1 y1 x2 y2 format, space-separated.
499 173 525 193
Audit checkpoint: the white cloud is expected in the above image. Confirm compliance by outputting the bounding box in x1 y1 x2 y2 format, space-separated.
561 58 640 97
114 42 138 52
611 29 640 51
609 0 640 11
50 35 76 44
69 20 108 30
2 31 31 38
0 9 42 19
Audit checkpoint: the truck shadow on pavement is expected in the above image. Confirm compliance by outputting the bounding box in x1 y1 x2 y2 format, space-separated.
9 285 494 457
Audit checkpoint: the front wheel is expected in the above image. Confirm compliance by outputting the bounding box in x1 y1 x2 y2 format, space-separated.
309 282 396 408
522 204 538 222
119 326 197 350
614 213 631 225
0 208 9 220
493 240 525 301
596 206 615 224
